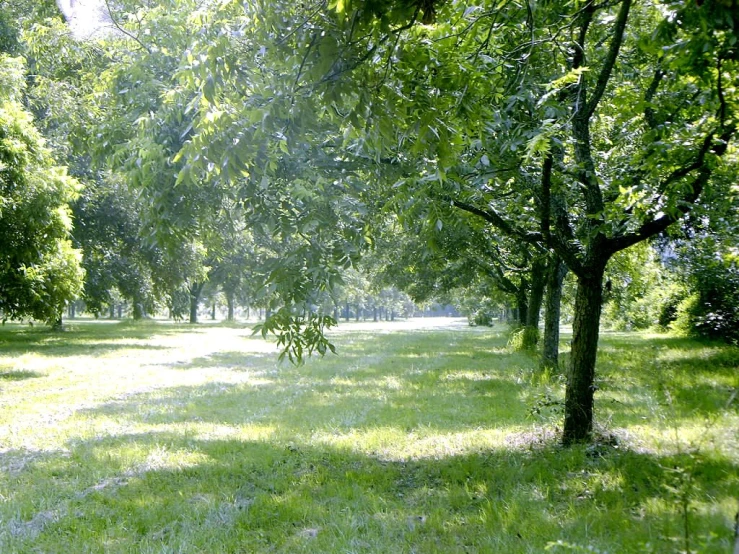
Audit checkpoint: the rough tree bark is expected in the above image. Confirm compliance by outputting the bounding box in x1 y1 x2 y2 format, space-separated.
541 255 567 370
521 256 547 349
562 262 607 444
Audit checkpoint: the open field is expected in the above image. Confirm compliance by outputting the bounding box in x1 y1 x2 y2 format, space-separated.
0 319 737 553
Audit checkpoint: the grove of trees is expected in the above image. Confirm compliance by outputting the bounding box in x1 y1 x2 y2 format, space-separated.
0 0 736 444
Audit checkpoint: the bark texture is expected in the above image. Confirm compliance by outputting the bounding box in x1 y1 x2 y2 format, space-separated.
541 256 567 370
563 267 605 444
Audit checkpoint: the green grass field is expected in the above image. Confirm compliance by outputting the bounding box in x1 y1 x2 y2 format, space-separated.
0 319 737 553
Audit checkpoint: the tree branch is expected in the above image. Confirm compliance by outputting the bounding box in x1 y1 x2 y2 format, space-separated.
449 198 543 245
584 0 632 119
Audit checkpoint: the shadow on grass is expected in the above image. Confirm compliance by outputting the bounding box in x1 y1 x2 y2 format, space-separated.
0 370 45 381
594 332 739 424
0 321 203 358
2 430 736 554
1 326 737 552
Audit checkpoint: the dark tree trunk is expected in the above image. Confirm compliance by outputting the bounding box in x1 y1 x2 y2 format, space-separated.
189 282 204 324
562 265 606 445
515 286 528 327
344 301 350 322
541 256 568 370
133 302 144 320
373 306 378 322
117 304 122 319
522 257 547 349
211 300 216 320
109 303 115 319
226 290 235 321
355 304 360 322
68 302 76 319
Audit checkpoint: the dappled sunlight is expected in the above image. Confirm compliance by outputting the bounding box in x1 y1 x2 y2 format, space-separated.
308 426 514 461
0 322 736 552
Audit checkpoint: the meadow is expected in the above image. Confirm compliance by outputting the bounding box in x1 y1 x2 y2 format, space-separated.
0 318 737 553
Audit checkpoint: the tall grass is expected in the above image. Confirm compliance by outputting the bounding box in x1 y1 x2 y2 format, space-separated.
0 320 736 552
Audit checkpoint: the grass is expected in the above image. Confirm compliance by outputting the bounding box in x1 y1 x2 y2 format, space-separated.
0 318 737 553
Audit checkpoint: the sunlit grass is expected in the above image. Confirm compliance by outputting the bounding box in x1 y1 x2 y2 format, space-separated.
0 319 737 552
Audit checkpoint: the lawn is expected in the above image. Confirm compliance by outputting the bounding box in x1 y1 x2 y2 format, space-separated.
0 318 737 553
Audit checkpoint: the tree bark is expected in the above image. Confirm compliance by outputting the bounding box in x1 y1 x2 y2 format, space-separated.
226 290 235 321
132 302 144 320
522 257 546 349
541 255 568 370
515 286 528 327
189 282 204 324
562 265 606 445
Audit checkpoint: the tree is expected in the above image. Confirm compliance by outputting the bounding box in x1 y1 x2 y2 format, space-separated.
182 0 736 443
0 55 84 325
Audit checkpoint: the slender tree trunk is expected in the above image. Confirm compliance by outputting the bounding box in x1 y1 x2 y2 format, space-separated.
226 290 235 321
109 303 115 319
542 256 568 370
133 302 144 320
563 265 606 445
373 306 378 322
355 303 360 322
117 304 122 319
189 283 203 324
211 301 216 320
522 258 547 349
344 301 350 322
515 285 528 327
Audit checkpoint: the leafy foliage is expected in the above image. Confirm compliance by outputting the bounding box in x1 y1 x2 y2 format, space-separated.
0 55 83 323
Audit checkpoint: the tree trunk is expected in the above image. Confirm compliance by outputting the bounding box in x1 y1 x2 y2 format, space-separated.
226 290 235 321
211 301 216 320
373 306 378 322
541 256 568 370
562 266 606 445
355 303 360 322
344 301 350 322
189 283 204 324
109 303 115 319
515 285 528 327
133 302 144 320
522 258 547 349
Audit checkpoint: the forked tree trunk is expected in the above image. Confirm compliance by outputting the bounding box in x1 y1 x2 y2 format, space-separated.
541 256 568 370
563 266 606 444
